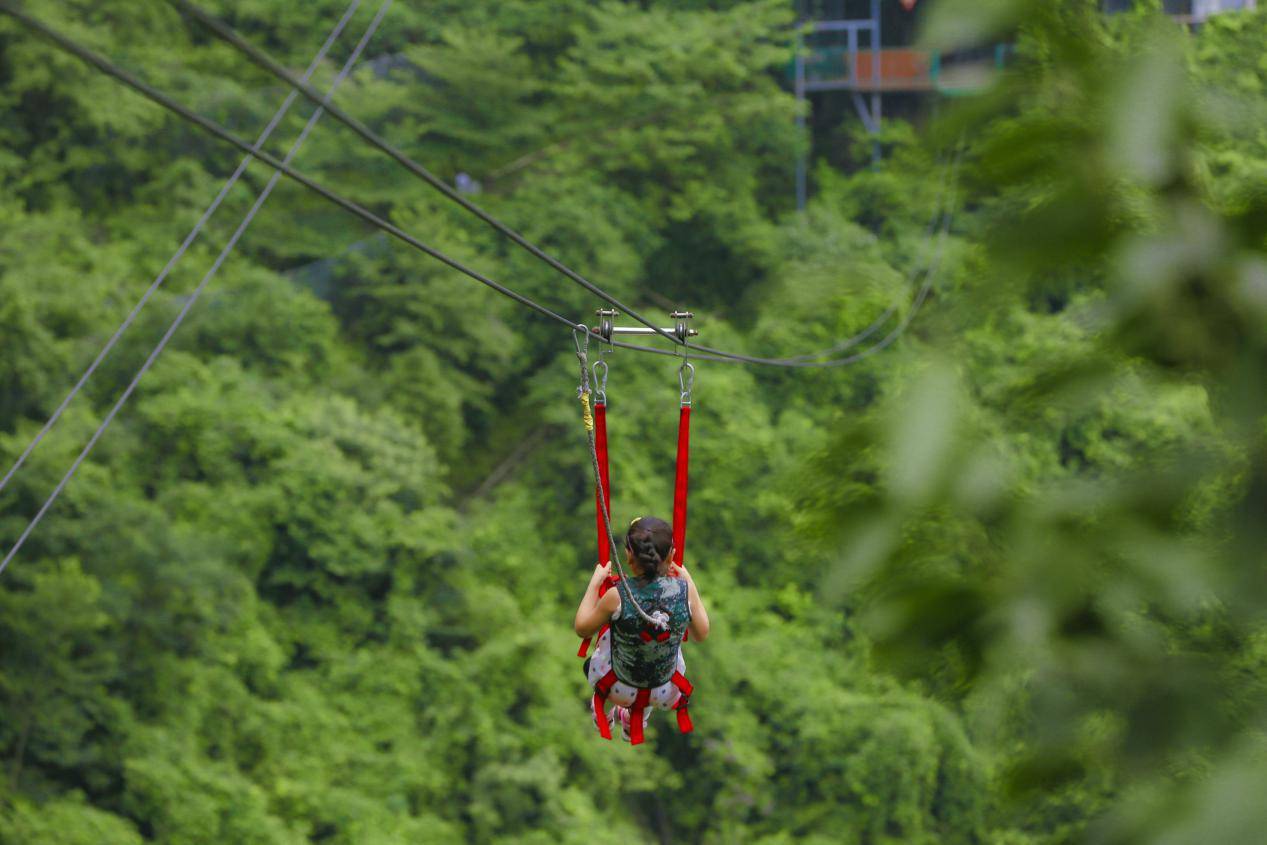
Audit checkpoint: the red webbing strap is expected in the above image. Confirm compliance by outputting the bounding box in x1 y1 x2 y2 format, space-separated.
578 403 614 659
629 688 652 746
595 401 612 566
673 404 691 642
593 669 618 741
672 405 690 568
596 670 618 697
593 693 612 740
671 671 694 734
671 671 693 698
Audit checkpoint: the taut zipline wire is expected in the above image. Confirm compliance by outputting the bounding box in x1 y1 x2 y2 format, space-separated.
166 0 962 368
166 0 687 354
0 3 961 576
0 2 961 371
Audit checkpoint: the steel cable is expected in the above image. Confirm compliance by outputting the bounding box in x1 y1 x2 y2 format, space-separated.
0 2 967 582
166 0 686 351
2 3 960 373
166 0 963 368
0 3 578 331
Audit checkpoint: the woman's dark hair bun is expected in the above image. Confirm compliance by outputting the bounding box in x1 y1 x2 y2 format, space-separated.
634 536 661 564
625 516 673 578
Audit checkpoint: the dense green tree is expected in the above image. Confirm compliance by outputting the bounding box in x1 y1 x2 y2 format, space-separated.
4 0 1267 842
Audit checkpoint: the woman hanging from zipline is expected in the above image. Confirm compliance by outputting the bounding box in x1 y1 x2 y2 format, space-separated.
570 315 707 744
574 516 710 743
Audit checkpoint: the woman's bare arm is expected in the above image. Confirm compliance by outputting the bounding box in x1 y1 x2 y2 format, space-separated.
574 564 620 637
671 565 710 642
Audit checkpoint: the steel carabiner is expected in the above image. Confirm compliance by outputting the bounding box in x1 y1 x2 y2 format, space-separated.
573 324 590 360
678 360 695 407
592 359 609 405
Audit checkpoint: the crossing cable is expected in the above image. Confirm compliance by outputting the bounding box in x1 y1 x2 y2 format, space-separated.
1 6 957 375
0 0 393 576
0 3 577 330
772 154 957 363
605 173 959 368
166 0 685 352
0 0 365 499
169 0 961 369
598 153 960 367
611 145 962 366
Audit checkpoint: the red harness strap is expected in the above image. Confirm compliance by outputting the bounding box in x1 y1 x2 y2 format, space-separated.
589 666 696 742
593 669 618 741
594 401 612 566
592 693 611 739
628 688 652 746
578 405 614 659
673 404 692 641
671 671 694 734
672 405 690 569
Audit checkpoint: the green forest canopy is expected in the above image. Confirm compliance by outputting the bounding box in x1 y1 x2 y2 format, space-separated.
3 0 1267 842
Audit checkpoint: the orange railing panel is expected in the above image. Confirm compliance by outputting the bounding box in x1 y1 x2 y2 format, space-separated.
852 49 932 87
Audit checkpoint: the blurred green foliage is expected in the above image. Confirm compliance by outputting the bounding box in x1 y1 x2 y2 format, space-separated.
2 0 1266 842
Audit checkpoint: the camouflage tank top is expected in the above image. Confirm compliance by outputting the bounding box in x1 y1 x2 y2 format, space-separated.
610 575 691 688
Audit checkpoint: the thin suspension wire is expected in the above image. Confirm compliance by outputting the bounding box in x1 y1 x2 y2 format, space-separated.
2 5 959 373
0 2 964 586
774 155 956 363
597 154 960 367
0 0 392 577
167 0 684 351
0 0 364 498
0 3 578 332
169 0 961 369
668 150 960 367
605 179 958 368
586 158 956 367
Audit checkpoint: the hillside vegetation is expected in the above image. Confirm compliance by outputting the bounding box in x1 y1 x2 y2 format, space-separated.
3 1 1267 842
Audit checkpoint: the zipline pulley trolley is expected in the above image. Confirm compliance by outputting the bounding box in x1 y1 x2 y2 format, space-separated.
592 309 697 345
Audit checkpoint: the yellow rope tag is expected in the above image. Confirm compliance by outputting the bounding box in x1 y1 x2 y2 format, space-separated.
580 390 594 432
